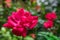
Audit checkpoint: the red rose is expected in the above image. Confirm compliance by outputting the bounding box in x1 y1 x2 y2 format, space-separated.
43 21 53 28
3 8 38 29
45 12 57 21
3 8 38 36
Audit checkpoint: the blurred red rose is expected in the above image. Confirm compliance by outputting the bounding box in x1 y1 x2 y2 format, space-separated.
45 12 57 21
43 21 53 28
3 8 38 36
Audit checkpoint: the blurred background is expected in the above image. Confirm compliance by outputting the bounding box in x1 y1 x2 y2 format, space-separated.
0 0 60 40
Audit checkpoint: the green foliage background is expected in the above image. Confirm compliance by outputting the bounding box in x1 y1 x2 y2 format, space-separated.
0 0 60 40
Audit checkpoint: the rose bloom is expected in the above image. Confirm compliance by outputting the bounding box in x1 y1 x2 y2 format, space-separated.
3 8 38 37
45 12 57 21
43 21 53 29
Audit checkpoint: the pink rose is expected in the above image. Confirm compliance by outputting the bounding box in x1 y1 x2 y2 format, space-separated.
45 12 57 21
43 21 53 28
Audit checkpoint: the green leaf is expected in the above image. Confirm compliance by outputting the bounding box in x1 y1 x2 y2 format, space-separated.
36 32 59 40
24 36 34 40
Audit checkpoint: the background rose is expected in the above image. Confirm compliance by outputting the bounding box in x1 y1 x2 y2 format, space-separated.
45 12 57 21
43 21 53 28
